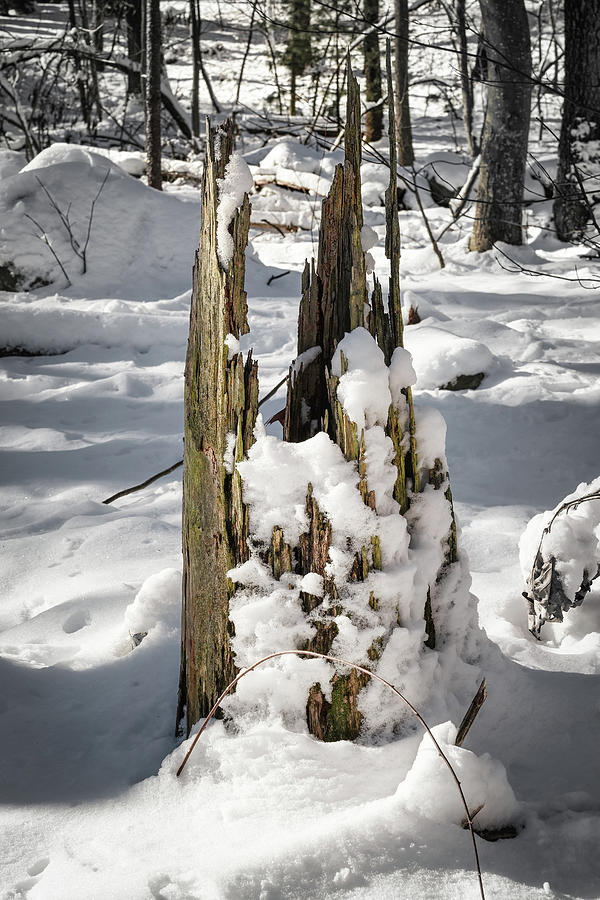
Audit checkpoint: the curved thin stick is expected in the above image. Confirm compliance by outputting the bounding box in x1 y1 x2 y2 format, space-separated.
176 649 485 900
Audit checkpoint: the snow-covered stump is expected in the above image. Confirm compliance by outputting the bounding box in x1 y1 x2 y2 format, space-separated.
177 120 258 735
241 63 466 743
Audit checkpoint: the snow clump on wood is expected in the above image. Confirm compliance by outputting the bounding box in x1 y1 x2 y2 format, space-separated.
216 153 254 268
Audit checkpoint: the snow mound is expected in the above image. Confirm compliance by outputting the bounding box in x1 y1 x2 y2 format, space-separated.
125 568 182 636
0 149 25 180
259 140 326 174
404 324 496 390
395 721 521 830
0 143 200 299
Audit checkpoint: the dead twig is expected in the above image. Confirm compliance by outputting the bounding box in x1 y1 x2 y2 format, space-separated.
266 270 290 285
494 244 600 289
456 679 487 747
175 648 486 900
24 212 71 285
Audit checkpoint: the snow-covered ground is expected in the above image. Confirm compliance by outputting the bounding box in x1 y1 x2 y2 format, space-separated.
1 3 599 899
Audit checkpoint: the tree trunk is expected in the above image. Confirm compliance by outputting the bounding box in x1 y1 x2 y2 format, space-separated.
284 0 311 116
455 0 478 157
189 0 200 136
363 0 383 143
553 0 600 242
177 120 259 736
126 0 143 94
469 0 532 251
394 0 414 166
145 0 162 190
78 0 102 124
67 0 91 126
92 0 104 57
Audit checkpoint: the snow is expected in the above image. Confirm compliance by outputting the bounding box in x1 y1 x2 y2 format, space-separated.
124 568 182 637
404 323 497 390
230 330 481 742
1 3 600 898
224 332 241 360
0 143 200 299
395 721 521 831
332 327 391 430
216 152 254 267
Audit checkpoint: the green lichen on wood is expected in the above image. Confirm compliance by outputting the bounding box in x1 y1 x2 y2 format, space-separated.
323 669 370 741
371 535 382 571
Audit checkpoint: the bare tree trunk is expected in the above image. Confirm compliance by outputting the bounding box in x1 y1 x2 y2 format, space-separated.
145 0 162 190
363 0 383 143
67 0 91 126
394 0 414 165
197 5 222 114
189 0 200 136
126 0 143 94
455 0 478 156
92 0 104 57
78 0 102 124
553 0 600 242
469 0 531 251
284 0 311 116
177 120 258 736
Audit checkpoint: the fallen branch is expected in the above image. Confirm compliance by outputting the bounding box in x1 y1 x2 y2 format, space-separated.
175 648 486 900
251 220 306 234
267 270 290 285
102 458 183 505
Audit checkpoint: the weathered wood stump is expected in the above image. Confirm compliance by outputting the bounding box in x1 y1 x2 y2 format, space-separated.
178 59 461 746
279 55 459 741
176 120 258 736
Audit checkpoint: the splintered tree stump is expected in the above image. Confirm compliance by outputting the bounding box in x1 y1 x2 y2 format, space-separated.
284 64 368 444
280 56 460 741
178 60 463 747
177 119 258 736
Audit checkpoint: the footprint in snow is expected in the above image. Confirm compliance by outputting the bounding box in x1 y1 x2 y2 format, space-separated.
62 609 91 634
